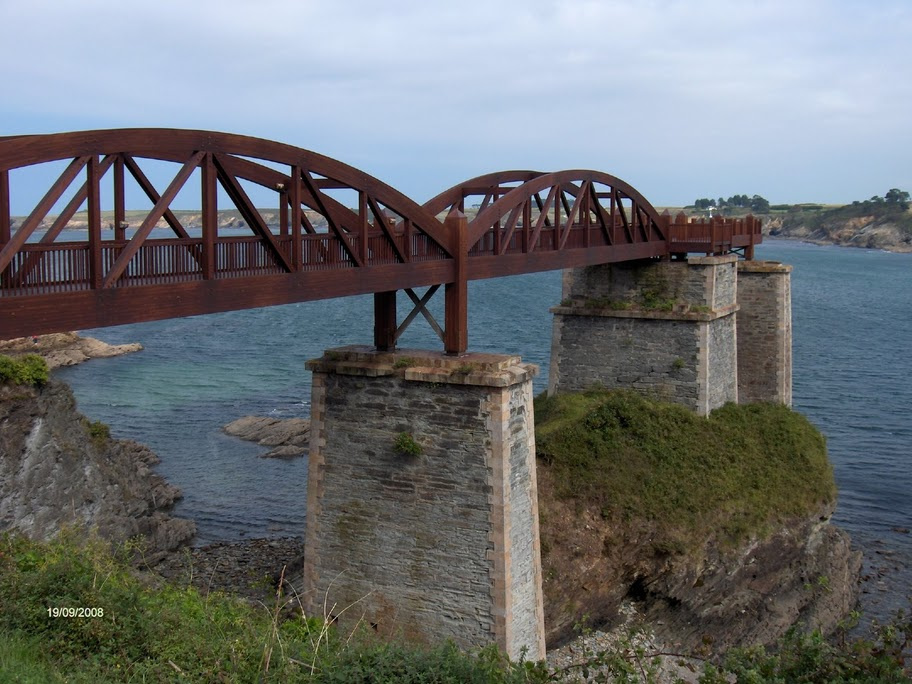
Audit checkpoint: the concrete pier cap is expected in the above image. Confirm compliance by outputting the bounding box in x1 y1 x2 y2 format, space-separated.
303 345 546 660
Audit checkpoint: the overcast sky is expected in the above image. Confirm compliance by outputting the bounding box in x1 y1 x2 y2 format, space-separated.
2 0 910 207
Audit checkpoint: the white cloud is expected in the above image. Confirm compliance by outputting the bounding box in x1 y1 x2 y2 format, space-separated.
1 0 910 204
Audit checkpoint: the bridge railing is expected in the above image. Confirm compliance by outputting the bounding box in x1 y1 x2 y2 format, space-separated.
0 215 762 297
1 242 92 295
666 214 762 257
467 220 670 258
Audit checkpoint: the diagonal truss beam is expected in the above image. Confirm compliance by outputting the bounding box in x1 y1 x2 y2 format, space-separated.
103 152 204 288
0 156 90 274
367 195 407 263
395 285 444 343
212 154 294 273
300 169 363 267
123 155 193 239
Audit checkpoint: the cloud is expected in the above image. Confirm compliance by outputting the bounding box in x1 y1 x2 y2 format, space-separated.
1 0 910 204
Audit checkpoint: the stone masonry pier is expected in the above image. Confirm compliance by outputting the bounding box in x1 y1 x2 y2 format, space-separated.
736 261 793 405
303 346 546 660
548 256 793 413
548 256 740 415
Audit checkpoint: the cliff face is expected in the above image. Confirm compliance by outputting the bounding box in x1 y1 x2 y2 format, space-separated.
0 380 195 559
539 466 861 651
766 214 912 252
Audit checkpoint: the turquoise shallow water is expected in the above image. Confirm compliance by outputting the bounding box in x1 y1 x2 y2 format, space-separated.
55 239 912 620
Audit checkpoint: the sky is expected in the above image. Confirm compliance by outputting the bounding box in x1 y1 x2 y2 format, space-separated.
1 0 910 210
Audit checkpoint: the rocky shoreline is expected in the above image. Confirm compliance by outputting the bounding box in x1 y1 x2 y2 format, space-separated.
151 536 307 605
764 215 912 253
0 331 143 368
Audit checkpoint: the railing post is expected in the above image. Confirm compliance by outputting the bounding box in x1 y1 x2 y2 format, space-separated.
87 156 102 289
279 191 289 237
745 214 756 260
114 155 126 241
710 215 719 256
290 166 303 270
0 170 9 288
359 191 369 265
444 207 468 355
660 209 671 259
201 153 217 279
0 169 8 245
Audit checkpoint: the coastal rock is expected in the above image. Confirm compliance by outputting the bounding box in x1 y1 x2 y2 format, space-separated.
540 465 861 652
0 332 142 369
223 416 310 458
0 380 195 561
765 214 912 253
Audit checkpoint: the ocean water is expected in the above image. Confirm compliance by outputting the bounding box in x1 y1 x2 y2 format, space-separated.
54 239 911 620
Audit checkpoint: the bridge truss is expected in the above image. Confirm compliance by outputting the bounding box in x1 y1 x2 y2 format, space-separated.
0 129 761 352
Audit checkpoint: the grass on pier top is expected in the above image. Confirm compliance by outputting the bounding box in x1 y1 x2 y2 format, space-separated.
535 389 836 549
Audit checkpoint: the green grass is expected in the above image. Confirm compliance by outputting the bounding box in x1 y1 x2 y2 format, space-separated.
535 389 835 549
0 531 546 683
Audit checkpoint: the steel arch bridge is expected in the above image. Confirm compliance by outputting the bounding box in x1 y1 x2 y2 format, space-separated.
0 129 761 352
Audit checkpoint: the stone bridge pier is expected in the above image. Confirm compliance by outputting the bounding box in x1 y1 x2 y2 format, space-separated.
303 346 546 660
548 256 792 412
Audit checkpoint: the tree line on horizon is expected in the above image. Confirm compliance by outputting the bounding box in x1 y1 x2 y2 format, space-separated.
691 194 770 213
690 188 910 215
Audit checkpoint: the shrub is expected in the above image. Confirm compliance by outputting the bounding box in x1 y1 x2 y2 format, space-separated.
394 432 422 456
0 354 49 387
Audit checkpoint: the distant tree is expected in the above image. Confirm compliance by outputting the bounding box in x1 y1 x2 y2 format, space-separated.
885 188 910 209
750 195 771 213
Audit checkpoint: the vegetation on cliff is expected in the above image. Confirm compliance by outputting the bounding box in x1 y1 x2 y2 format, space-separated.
535 389 835 553
0 353 49 387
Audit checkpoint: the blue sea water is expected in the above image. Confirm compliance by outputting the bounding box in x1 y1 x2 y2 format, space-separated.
54 239 911 620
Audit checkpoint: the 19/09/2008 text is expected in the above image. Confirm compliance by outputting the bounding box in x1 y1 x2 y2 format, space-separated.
47 607 104 618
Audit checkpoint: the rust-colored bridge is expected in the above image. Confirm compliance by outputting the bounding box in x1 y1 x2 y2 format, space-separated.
0 129 761 352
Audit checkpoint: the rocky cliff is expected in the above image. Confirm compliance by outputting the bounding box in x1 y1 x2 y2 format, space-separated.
765 213 912 252
535 390 861 653
0 379 195 561
540 474 860 651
